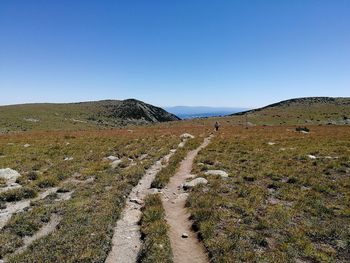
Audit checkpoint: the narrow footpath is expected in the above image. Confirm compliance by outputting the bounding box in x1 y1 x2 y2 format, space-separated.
105 149 177 263
161 136 212 263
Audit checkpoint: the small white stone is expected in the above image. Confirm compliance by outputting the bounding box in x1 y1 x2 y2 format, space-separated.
111 159 122 168
178 142 186 148
307 154 317 159
106 155 119 161
182 233 189 238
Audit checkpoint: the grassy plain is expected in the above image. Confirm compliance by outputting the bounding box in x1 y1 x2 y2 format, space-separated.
187 125 350 262
1 113 349 262
0 127 205 262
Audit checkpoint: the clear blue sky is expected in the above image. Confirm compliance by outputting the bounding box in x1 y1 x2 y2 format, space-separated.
1 0 349 108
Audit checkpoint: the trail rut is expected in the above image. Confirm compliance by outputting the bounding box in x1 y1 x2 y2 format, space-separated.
161 136 212 263
105 149 177 263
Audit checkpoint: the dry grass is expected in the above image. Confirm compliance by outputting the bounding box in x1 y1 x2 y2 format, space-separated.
1 127 201 262
187 125 350 262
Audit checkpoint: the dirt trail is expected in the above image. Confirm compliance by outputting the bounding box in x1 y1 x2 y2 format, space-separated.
11 213 61 257
161 136 212 263
0 175 91 230
0 187 58 230
105 149 177 263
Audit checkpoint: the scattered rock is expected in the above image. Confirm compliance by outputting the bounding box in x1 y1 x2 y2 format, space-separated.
84 177 95 183
296 126 310 133
23 144 30 148
301 186 311 191
324 156 339 159
307 154 317 159
170 149 176 153
64 157 73 161
56 191 73 201
178 142 186 148
139 154 148 160
0 168 21 181
23 118 39 122
182 233 189 238
106 156 119 161
111 159 122 168
0 168 22 193
205 170 229 178
71 118 87 123
183 177 208 189
180 133 194 139
267 142 276 145
267 197 281 205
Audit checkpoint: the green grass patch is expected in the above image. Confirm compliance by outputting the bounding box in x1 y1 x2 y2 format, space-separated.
138 194 173 263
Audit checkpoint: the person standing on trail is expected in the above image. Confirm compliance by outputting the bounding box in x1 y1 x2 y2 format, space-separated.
214 121 220 131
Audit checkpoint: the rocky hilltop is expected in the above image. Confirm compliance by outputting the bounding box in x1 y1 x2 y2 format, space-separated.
0 99 180 132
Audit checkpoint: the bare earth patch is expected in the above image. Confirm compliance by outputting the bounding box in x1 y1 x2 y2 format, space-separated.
161 136 212 263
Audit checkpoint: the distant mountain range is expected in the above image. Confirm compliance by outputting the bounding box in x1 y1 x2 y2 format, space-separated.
164 106 248 119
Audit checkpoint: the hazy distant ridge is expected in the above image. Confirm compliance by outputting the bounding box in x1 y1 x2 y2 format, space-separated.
165 106 248 119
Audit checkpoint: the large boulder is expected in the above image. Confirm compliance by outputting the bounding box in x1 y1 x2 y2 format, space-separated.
183 177 208 190
0 168 20 181
204 170 229 178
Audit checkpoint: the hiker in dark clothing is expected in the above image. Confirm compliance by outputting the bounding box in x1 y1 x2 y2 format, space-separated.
214 121 220 131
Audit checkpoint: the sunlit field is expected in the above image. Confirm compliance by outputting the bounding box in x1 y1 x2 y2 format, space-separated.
0 126 206 262
188 125 350 262
1 123 349 262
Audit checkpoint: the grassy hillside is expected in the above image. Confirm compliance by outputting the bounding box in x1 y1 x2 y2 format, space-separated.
229 97 350 126
0 99 180 133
